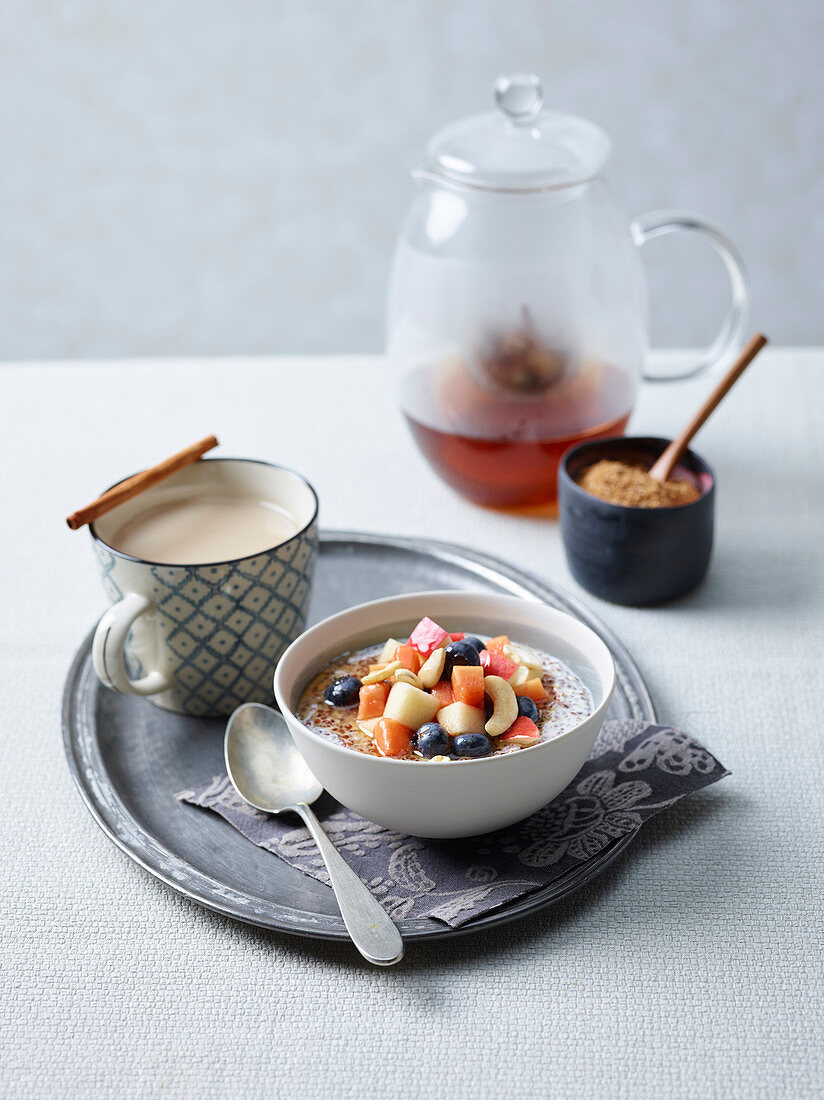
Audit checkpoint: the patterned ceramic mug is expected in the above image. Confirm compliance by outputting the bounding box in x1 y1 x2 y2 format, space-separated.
90 458 318 717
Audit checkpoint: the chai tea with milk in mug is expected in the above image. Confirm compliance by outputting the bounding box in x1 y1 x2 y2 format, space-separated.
109 496 299 564
83 453 318 716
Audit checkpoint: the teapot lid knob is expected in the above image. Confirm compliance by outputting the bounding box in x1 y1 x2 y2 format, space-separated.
423 73 610 190
494 73 543 123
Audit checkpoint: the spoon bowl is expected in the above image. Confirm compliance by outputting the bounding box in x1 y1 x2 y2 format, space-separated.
225 702 321 812
224 702 404 966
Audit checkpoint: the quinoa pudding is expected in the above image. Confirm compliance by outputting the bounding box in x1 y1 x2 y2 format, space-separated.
296 615 592 762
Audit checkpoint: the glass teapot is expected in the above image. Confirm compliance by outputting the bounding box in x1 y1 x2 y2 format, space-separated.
387 73 748 508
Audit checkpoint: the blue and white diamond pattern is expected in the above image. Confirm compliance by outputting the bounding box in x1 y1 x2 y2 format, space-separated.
94 521 317 716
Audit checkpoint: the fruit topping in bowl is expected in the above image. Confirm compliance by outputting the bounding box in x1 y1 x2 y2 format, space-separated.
323 676 362 707
296 616 593 762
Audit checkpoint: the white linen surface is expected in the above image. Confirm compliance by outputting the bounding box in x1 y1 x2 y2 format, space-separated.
1 349 822 1099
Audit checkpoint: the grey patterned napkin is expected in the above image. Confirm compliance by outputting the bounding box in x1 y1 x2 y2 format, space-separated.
176 721 728 927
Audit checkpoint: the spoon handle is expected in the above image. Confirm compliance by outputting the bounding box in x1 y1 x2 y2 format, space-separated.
648 333 767 482
295 803 405 966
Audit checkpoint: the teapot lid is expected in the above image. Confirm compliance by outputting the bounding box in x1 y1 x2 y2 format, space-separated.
426 73 611 192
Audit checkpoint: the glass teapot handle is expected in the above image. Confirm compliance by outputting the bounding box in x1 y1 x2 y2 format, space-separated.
631 210 749 382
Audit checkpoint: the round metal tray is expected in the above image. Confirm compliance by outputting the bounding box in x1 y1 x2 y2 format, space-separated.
63 531 655 942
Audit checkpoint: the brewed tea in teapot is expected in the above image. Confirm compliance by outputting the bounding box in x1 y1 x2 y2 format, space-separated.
387 73 748 507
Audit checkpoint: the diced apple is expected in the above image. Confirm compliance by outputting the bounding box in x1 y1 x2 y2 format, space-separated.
486 650 518 680
356 717 381 738
384 681 441 729
379 637 403 664
409 616 449 657
451 665 485 709
496 715 540 747
437 702 486 736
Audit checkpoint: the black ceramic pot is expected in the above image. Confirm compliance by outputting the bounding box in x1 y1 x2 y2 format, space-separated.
559 436 715 606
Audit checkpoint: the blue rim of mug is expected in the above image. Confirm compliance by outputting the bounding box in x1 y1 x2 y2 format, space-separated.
89 457 319 569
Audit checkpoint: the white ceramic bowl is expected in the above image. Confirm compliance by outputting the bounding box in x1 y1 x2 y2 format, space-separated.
274 591 615 838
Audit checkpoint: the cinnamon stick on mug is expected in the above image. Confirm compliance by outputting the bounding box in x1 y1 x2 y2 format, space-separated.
66 435 219 530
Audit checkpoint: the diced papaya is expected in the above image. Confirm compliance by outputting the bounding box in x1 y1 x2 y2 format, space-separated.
485 635 511 656
513 677 549 702
451 665 485 709
449 632 465 642
409 617 449 657
373 716 412 758
393 644 423 673
357 682 391 719
486 650 518 680
430 680 454 711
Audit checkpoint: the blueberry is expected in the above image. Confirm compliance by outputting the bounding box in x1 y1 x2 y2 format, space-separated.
463 635 487 653
323 675 361 707
442 640 481 677
451 732 494 758
516 696 539 722
416 722 450 758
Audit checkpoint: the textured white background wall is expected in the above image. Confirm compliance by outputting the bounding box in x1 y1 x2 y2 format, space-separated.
0 0 821 360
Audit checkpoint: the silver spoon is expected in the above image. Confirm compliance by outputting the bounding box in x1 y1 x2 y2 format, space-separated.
224 702 404 967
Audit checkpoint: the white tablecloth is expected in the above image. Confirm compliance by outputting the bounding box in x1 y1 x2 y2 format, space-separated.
2 349 822 1099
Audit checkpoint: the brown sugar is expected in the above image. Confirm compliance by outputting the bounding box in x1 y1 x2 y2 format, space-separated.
577 459 701 508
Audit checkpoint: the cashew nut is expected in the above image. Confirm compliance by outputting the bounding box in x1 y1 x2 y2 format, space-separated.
417 646 446 688
508 665 530 687
504 643 543 677
484 675 518 736
361 660 401 685
393 667 424 689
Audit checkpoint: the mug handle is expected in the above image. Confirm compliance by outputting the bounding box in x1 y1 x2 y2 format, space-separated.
92 593 173 696
631 209 749 382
